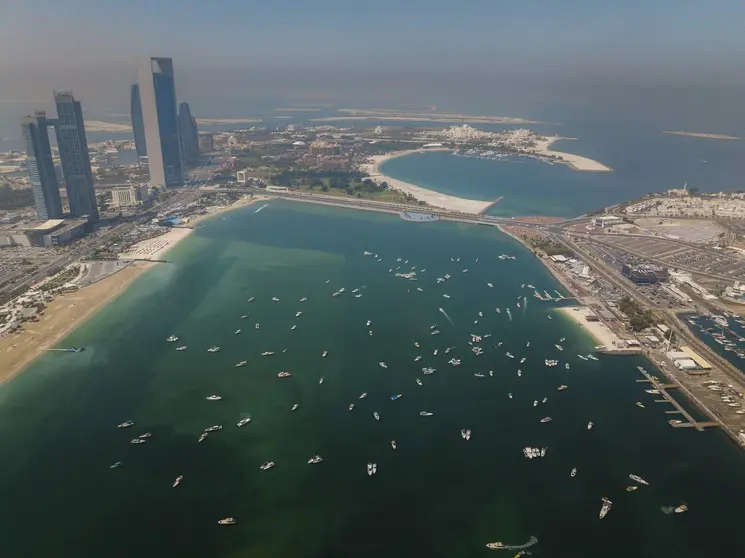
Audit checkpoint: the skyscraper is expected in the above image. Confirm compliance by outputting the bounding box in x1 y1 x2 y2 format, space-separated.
130 83 147 158
20 112 63 221
137 57 183 187
53 91 99 219
178 101 200 166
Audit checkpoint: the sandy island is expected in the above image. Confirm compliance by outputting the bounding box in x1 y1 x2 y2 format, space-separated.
360 150 493 214
84 120 133 133
530 137 612 172
313 108 542 125
664 131 741 140
0 196 266 386
196 118 262 125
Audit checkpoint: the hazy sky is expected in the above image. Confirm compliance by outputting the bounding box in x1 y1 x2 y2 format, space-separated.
1 0 744 131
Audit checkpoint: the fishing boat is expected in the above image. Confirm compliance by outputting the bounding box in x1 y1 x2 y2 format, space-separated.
629 474 649 485
373 412 380 421
599 497 612 519
218 518 236 525
237 417 252 427
117 420 134 428
173 475 183 488
260 461 276 471
198 433 208 443
277 372 291 378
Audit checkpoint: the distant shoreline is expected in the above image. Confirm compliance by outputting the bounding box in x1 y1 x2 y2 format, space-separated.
664 131 741 140
312 108 542 125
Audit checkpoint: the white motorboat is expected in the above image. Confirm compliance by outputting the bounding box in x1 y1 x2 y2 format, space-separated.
176 346 187 351
206 395 222 401
419 411 434 417
207 346 220 353
291 404 299 411
571 468 577 477
234 329 241 335
416 378 423 386
260 461 276 470
247 297 255 302
367 463 374 476
235 361 247 367
379 362 387 369
173 475 183 488
218 518 236 525
675 504 688 514
237 418 252 427
414 356 422 362
166 335 179 342
308 455 323 464
599 497 612 519
359 393 368 399
300 297 307 302
540 417 552 423
290 325 297 330
391 440 397 450
198 433 208 443
322 350 328 357
296 311 303 317
366 320 371 326
271 297 280 302
373 412 380 421
255 323 260 329
629 474 649 486
130 438 146 444
587 422 594 430
349 403 355 411
278 372 291 378
139 433 152 439
117 420 134 429
204 425 222 433
319 377 324 384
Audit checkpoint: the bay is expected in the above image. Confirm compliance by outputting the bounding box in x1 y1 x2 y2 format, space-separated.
0 200 744 557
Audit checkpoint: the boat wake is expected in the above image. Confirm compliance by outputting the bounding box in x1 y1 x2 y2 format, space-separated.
660 506 676 515
500 536 538 550
438 307 454 325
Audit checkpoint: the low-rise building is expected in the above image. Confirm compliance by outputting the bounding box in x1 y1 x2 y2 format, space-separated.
593 215 622 228
111 185 146 207
621 264 668 284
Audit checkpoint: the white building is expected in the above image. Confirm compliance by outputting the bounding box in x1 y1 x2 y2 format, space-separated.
592 215 622 228
236 170 250 184
111 185 145 207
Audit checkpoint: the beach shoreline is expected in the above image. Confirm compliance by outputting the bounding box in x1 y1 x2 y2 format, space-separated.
556 306 624 348
360 150 494 214
0 262 153 387
0 195 267 388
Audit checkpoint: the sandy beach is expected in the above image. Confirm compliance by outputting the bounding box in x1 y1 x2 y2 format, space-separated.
360 150 493 214
531 137 612 172
664 130 741 140
119 227 194 260
0 262 152 386
312 108 542 125
556 306 623 348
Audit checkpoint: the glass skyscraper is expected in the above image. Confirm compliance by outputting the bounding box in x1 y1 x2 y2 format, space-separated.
130 83 147 158
53 91 99 220
20 112 63 221
137 57 183 187
178 101 200 166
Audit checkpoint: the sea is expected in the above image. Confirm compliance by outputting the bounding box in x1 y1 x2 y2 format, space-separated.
1 200 745 557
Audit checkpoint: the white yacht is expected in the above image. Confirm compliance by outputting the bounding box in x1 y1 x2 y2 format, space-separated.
587 354 598 361
636 402 645 409
278 372 291 378
414 356 422 362
433 349 438 355
167 335 179 342
118 420 134 429
290 325 297 331
131 438 147 445
542 397 547 403
599 498 612 519
255 323 260 330
366 320 371 326
260 461 276 471
206 395 222 401
139 433 152 439
173 475 183 488
271 297 280 302
540 417 552 423
237 417 252 427
319 376 324 384
391 440 397 450
204 425 223 433
487 282 493 288
300 297 308 302
367 463 374 476
442 294 451 299
241 314 249 319
578 354 588 361
296 311 303 317
520 357 526 364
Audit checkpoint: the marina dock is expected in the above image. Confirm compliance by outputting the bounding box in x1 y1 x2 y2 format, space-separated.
636 366 718 432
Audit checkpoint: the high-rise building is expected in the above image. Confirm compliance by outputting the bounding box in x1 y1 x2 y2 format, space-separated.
137 57 183 187
130 83 147 158
53 91 98 220
178 101 199 166
20 112 63 221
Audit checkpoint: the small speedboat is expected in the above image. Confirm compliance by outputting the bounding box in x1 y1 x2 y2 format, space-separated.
235 361 247 367
237 417 252 427
260 461 276 471
636 401 645 409
207 346 220 353
307 455 323 464
373 412 380 421
675 504 688 514
486 542 505 550
198 433 208 443
359 393 368 399
348 403 355 411
419 411 434 417
300 297 307 302
390 394 402 401
379 362 387 369
291 404 299 411
218 518 236 525
296 311 303 317
278 372 291 378
173 475 183 488
587 422 594 430
204 425 222 433
540 417 552 423
414 356 422 362
109 461 123 469
131 438 146 444
206 395 222 401
117 420 134 429
322 351 328 358
626 486 638 492
391 440 397 450
234 329 241 335
416 378 423 386
571 468 577 477
558 385 568 391
319 377 324 384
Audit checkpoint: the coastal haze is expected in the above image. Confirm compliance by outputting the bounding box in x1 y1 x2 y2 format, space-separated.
2 1 745 557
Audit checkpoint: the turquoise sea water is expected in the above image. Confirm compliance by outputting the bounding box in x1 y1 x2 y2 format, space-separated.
1 201 745 557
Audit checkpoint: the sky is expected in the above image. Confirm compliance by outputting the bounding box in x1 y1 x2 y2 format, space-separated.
1 0 744 130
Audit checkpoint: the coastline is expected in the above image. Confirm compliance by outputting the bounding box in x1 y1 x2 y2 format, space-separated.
360 150 493 214
556 306 623 348
530 137 612 172
0 195 267 388
0 262 152 387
